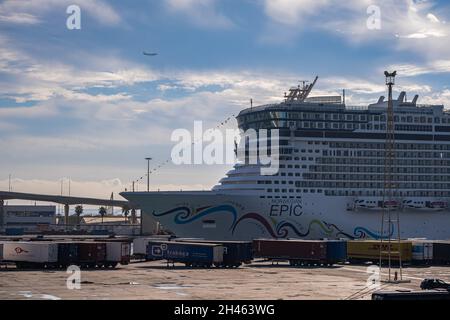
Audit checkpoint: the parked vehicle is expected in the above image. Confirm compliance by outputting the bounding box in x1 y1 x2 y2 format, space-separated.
175 239 253 267
106 242 131 267
132 236 172 258
2 241 58 268
77 242 107 268
57 242 79 268
253 239 347 266
430 241 450 265
0 242 4 262
146 240 224 267
347 240 412 264
411 240 434 264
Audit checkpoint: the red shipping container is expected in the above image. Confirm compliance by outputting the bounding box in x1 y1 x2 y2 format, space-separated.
253 239 327 263
78 242 106 266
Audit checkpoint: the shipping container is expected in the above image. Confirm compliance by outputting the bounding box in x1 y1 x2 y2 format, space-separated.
146 241 224 267
77 242 107 268
106 242 131 266
411 241 434 263
57 242 79 267
325 240 347 264
175 239 253 267
431 241 450 264
253 239 345 265
347 240 412 263
3 242 58 266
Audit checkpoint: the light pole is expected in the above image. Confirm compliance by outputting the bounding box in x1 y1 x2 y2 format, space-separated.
145 157 152 192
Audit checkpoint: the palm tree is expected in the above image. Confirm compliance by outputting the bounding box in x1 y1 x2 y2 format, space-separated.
75 205 83 227
99 206 107 224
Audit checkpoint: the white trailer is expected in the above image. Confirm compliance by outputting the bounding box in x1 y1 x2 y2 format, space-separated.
106 242 131 266
2 242 58 264
133 237 170 257
412 241 434 263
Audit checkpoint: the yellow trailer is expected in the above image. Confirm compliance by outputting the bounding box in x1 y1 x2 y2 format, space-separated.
347 240 412 262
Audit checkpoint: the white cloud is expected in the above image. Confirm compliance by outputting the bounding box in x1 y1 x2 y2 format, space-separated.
0 12 41 25
165 0 234 29
387 60 450 77
420 89 450 107
0 34 159 104
264 0 330 25
262 0 450 58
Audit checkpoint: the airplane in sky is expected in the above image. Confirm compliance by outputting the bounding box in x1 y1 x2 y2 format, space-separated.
143 51 158 56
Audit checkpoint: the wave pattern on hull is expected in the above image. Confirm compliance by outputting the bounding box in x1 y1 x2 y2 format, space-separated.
153 205 394 240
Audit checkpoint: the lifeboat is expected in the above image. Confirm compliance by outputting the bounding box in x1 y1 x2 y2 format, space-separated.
428 201 448 210
403 199 427 209
402 199 448 211
354 199 380 210
354 199 400 210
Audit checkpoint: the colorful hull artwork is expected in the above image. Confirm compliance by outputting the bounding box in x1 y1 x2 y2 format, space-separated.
151 203 393 240
121 191 449 240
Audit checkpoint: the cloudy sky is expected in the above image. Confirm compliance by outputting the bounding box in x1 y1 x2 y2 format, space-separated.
1 0 450 201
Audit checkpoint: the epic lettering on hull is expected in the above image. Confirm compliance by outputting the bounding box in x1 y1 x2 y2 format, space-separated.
270 204 303 217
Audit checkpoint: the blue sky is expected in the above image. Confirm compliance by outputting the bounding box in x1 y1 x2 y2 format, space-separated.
1 0 450 200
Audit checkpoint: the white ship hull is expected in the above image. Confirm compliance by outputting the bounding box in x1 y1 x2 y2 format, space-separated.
121 191 450 240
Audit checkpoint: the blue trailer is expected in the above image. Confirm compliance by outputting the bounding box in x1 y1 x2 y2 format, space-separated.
174 239 253 267
325 240 347 264
146 241 224 267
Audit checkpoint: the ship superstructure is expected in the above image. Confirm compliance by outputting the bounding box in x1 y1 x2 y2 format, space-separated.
122 76 450 240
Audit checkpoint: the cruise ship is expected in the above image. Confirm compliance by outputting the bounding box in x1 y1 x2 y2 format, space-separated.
121 76 450 240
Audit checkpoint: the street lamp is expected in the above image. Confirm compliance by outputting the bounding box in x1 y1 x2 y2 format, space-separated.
145 157 152 192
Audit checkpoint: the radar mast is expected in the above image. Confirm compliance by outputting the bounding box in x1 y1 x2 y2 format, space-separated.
284 76 318 102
